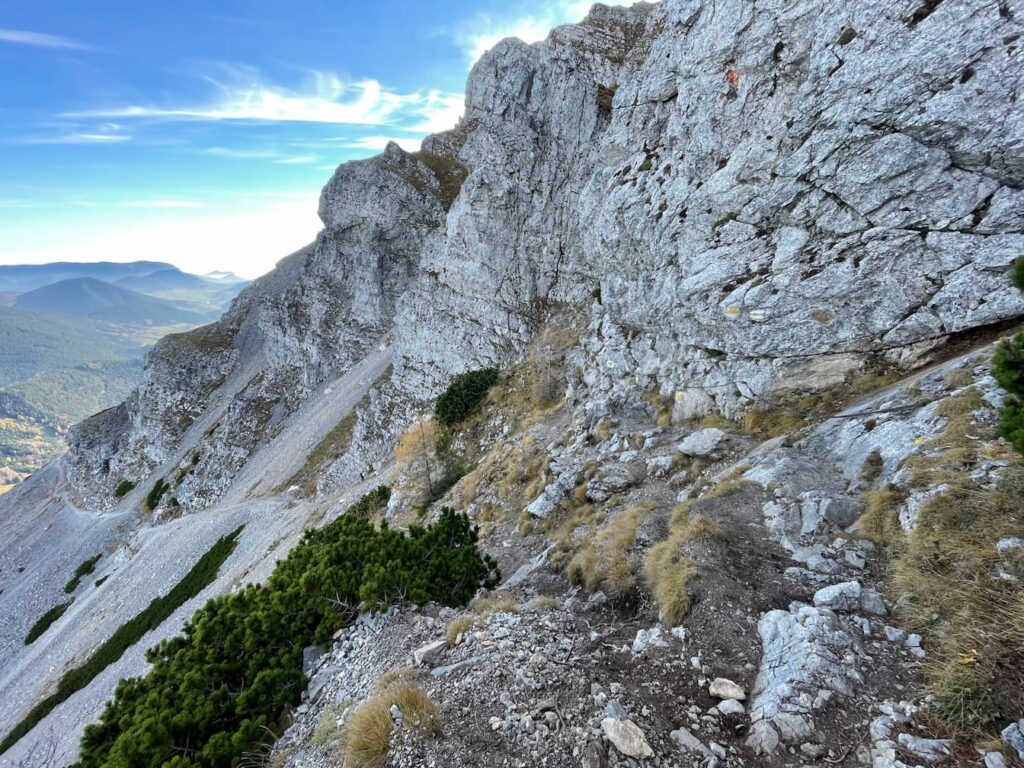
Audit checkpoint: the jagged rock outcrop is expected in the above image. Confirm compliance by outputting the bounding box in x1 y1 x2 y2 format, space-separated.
67 0 1023 514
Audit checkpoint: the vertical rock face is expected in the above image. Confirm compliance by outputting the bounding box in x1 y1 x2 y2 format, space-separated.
580 0 1024 417
394 4 660 395
67 0 1023 508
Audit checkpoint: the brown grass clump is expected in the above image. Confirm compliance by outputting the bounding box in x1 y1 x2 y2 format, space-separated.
702 465 753 499
741 409 806 438
342 697 393 768
311 700 351 750
446 615 474 646
857 486 905 545
566 501 655 596
342 684 440 768
387 684 441 733
943 367 975 389
373 667 423 694
643 503 718 625
860 449 884 483
469 590 518 616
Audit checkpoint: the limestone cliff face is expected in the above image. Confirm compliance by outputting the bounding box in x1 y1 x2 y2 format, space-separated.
67 0 1023 509
578 0 1024 417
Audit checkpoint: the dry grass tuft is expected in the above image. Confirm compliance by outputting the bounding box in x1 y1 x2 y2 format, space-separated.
702 465 753 499
387 684 441 733
311 700 351 750
469 590 518 617
860 449 884 483
643 504 718 625
373 667 423 694
342 683 440 768
530 595 560 612
446 615 474 646
943 367 975 389
857 486 905 544
741 409 806 438
566 501 655 596
342 697 393 768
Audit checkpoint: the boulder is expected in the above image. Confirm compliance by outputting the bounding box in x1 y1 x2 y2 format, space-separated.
677 428 728 458
601 718 654 758
413 639 447 666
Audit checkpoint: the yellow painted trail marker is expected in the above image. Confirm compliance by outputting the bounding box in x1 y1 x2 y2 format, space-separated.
724 305 741 318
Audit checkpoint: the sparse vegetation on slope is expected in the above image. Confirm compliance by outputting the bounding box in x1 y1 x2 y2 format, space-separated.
435 368 499 426
865 381 1024 735
1 526 243 755
56 490 497 767
64 554 102 593
24 600 73 645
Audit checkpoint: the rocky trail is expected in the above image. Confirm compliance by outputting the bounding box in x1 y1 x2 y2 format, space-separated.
268 342 1023 768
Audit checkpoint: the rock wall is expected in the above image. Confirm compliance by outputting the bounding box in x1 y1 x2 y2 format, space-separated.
67 0 1023 508
579 0 1024 417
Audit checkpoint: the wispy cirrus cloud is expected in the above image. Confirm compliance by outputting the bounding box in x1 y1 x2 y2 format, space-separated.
18 122 129 145
203 146 322 165
23 132 131 145
0 28 96 51
451 1 632 63
122 200 201 208
66 67 464 134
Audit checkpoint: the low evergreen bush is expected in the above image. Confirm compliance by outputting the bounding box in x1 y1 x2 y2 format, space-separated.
1 526 243 755
435 368 499 426
50 490 498 767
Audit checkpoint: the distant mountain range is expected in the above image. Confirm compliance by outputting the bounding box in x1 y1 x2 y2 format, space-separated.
15 278 210 326
0 261 248 474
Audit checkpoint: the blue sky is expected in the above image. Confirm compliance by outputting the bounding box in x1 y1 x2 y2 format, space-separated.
0 1 603 278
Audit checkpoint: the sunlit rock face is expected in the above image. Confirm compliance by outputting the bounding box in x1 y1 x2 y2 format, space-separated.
68 0 1023 505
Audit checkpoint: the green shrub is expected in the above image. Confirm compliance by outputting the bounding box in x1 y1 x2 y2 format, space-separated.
1 526 243 755
24 601 73 645
54 491 497 767
993 262 1024 456
993 334 1024 397
113 480 134 498
1012 255 1024 292
435 369 499 426
145 478 169 510
64 554 102 593
998 397 1024 454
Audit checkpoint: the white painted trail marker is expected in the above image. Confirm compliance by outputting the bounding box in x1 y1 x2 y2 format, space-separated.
749 309 766 322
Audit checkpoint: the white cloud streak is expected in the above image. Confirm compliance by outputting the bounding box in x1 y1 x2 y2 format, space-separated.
122 200 201 208
0 28 95 51
22 132 131 145
66 69 464 135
